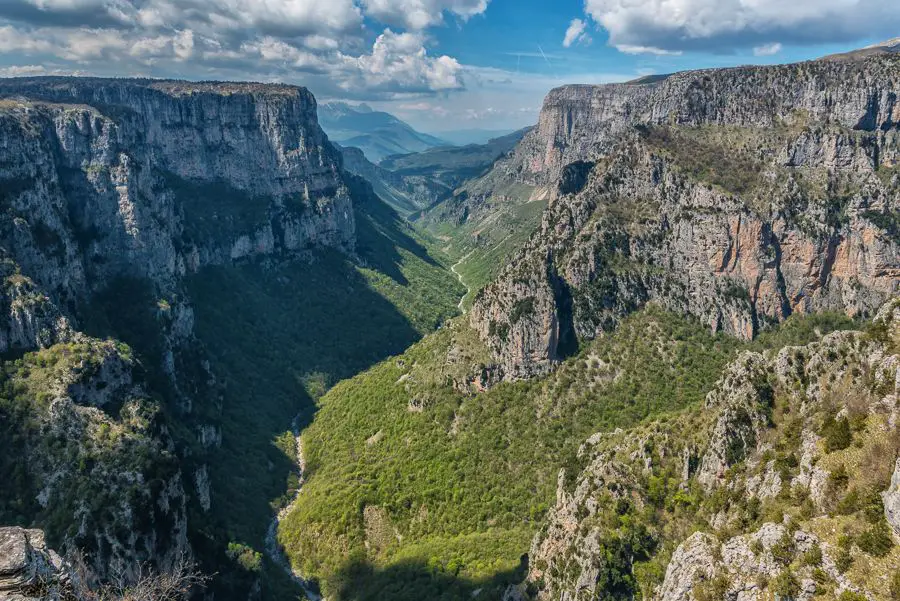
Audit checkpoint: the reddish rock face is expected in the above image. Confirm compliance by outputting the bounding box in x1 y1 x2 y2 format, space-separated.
470 55 900 380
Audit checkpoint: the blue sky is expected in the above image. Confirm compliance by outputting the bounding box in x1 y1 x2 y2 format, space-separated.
0 0 897 133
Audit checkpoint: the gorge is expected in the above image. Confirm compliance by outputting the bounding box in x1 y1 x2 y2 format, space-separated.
0 42 898 601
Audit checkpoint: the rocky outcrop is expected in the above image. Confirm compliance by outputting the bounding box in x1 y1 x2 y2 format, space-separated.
471 54 900 380
4 338 190 583
0 78 354 300
658 525 828 601
696 352 772 489
886 459 900 543
0 270 72 355
510 56 900 186
0 527 68 600
0 77 362 587
524 300 899 600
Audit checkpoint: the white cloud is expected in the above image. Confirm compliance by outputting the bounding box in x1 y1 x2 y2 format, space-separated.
350 29 463 93
583 0 900 54
563 18 591 48
361 0 489 30
0 25 54 53
0 0 477 98
753 42 782 56
616 45 682 56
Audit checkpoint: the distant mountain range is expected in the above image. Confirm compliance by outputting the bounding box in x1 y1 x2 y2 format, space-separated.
318 102 447 162
337 127 530 216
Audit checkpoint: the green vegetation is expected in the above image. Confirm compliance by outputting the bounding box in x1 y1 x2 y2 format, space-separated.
693 574 731 601
182 189 462 596
422 183 546 310
227 542 264 572
0 340 180 553
162 173 270 245
639 125 768 197
278 307 857 599
822 413 853 452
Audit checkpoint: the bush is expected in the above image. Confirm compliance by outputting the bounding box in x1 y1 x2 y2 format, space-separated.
821 414 852 453
828 464 850 492
838 592 867 601
771 532 796 566
833 548 853 574
694 574 731 601
226 542 263 572
856 521 894 557
772 570 799 599
801 546 822 567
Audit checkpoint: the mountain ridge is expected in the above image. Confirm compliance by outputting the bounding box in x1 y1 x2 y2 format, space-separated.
468 51 900 379
318 102 447 163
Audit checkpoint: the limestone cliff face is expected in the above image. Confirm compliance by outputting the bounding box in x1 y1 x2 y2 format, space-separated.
520 299 900 601
0 527 68 600
0 78 358 584
472 54 900 380
2 337 190 584
511 55 900 186
0 78 354 319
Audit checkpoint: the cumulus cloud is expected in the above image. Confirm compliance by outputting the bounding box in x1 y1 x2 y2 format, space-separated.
562 18 591 48
583 0 900 54
361 0 489 30
0 0 480 98
351 29 463 93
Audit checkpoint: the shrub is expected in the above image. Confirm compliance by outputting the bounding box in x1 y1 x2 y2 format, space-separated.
833 548 853 574
694 574 731 601
226 542 262 572
771 532 796 566
772 570 800 600
856 521 894 557
838 592 867 601
821 414 852 452
828 464 850 492
801 546 822 567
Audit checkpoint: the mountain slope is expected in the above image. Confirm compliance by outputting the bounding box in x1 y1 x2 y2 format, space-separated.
0 77 462 599
515 298 899 601
469 52 900 380
278 300 863 600
381 128 529 190
319 102 447 163
274 48 900 601
337 145 452 216
337 128 529 217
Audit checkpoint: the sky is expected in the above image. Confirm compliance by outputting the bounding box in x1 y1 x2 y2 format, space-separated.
0 0 898 134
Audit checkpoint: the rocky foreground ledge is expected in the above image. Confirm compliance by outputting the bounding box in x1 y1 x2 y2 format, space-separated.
0 527 68 600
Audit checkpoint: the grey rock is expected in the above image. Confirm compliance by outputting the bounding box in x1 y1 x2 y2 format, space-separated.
0 527 67 600
884 458 900 543
470 55 900 380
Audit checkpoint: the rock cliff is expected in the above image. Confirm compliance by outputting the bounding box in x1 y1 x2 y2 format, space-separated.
519 299 900 601
0 77 361 587
471 53 900 380
0 527 69 600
